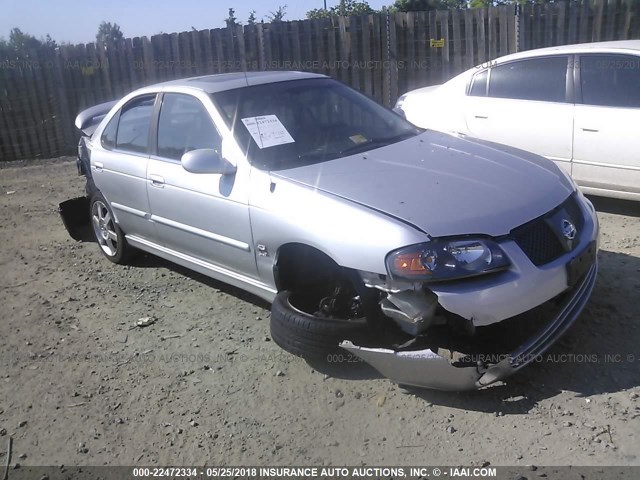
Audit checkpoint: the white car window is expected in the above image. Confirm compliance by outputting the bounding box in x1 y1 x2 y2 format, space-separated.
579 54 640 108
469 70 488 96
488 56 568 103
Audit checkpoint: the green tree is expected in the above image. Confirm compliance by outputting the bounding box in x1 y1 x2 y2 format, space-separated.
248 10 257 25
225 8 239 28
96 21 123 44
307 0 375 19
43 34 58 49
8 28 42 54
0 28 56 60
306 8 329 19
469 0 560 5
392 0 467 11
267 5 287 22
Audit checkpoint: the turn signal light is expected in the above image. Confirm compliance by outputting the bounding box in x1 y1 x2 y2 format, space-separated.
393 253 429 276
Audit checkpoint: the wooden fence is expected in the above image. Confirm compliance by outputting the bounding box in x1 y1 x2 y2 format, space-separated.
1 0 639 162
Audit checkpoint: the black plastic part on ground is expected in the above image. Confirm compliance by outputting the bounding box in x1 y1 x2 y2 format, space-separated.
58 196 91 242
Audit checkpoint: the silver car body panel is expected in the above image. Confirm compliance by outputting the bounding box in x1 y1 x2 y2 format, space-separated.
429 190 598 326
75 100 118 136
273 130 575 238
126 235 277 301
95 148 158 242
247 166 430 286
342 259 598 391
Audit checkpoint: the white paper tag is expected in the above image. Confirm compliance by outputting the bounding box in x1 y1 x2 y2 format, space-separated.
241 115 295 149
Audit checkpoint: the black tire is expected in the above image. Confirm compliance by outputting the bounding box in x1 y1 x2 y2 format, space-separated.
89 192 132 264
270 290 368 359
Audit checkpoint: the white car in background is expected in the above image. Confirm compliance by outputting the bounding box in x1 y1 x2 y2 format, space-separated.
395 40 640 201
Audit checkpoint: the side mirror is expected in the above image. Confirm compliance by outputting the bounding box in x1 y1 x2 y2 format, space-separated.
180 149 236 175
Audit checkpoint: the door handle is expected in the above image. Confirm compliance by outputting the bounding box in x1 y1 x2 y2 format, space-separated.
93 161 103 172
474 115 489 119
149 174 165 187
581 127 599 133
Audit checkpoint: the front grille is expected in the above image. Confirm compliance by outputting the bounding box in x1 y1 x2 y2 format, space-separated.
563 193 585 231
511 193 584 266
512 219 564 266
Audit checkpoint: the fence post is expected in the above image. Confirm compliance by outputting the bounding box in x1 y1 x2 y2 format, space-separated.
384 10 391 107
515 3 521 52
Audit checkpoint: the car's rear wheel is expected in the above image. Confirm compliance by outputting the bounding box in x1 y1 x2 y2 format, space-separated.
270 287 369 360
90 192 132 264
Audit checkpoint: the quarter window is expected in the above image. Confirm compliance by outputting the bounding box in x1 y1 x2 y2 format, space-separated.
115 95 155 154
488 57 568 103
157 94 221 161
579 54 640 108
469 70 488 96
101 113 118 149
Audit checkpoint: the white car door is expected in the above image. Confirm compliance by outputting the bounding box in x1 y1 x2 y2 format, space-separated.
463 56 574 174
572 53 640 200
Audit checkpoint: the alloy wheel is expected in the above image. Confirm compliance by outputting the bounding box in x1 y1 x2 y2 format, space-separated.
91 200 118 257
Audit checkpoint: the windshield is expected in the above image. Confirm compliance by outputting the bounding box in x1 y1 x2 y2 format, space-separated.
211 78 422 171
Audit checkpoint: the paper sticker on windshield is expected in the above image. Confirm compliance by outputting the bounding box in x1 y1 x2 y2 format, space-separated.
349 134 368 144
241 115 295 149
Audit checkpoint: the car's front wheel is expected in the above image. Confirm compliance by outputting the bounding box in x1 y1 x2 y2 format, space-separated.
90 192 132 264
270 289 369 360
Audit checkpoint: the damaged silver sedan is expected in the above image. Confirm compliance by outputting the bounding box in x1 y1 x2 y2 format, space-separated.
71 71 598 390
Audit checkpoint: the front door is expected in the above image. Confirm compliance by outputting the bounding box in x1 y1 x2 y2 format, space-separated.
146 92 258 279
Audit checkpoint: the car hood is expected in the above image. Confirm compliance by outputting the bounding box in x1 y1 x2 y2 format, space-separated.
405 84 441 98
272 131 574 237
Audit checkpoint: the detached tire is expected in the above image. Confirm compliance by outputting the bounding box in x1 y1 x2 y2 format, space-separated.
270 290 368 359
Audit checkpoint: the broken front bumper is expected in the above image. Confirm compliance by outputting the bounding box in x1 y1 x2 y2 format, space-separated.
341 259 598 391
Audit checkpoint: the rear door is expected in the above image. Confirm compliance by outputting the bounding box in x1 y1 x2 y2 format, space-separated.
572 53 640 197
146 92 258 279
464 55 574 174
91 94 157 240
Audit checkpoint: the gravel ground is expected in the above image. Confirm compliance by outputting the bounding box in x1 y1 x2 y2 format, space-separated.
0 158 639 468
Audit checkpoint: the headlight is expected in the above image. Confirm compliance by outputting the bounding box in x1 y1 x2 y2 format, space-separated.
386 238 510 282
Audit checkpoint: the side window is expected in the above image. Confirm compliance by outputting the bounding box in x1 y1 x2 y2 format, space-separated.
115 95 155 154
101 112 119 149
157 93 221 161
488 56 568 103
469 70 488 96
580 55 640 108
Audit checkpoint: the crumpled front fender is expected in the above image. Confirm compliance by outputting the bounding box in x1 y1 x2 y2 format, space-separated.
341 260 597 391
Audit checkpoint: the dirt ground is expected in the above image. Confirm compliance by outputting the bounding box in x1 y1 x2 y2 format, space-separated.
0 158 639 468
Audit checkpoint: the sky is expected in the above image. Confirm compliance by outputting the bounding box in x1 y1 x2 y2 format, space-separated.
1 0 391 45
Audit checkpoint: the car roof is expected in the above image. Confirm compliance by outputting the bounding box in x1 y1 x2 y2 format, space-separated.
148 70 327 94
494 40 640 64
